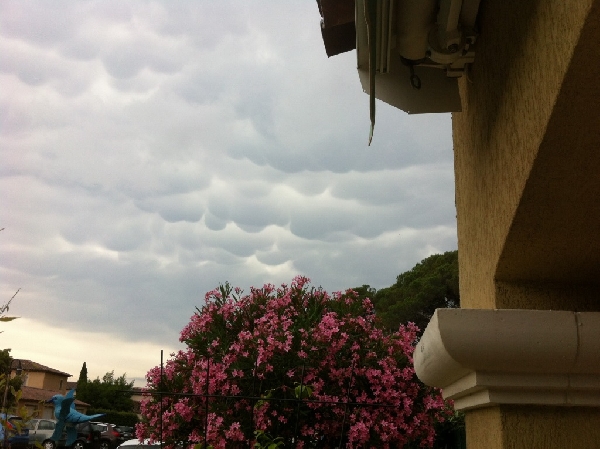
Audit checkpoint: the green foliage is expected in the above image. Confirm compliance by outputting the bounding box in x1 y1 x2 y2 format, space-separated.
0 349 24 410
86 409 139 427
0 349 13 374
371 250 459 333
253 430 284 449
193 444 213 449
349 284 376 301
431 411 466 449
0 273 32 438
293 383 312 400
0 350 31 443
76 370 135 413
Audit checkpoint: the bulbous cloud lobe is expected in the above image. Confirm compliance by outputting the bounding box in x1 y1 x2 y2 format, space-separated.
0 0 457 361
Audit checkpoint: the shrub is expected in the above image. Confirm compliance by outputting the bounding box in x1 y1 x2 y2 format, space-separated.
137 276 450 448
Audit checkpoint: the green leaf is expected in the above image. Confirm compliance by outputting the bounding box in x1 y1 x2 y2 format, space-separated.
294 384 312 399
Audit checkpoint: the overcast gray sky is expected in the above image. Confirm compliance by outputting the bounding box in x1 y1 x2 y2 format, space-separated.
0 0 456 385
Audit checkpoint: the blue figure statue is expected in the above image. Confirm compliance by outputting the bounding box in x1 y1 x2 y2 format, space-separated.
47 390 105 446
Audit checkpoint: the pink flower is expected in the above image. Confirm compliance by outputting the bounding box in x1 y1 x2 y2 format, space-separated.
139 278 449 449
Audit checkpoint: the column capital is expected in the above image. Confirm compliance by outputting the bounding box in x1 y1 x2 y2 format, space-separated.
414 309 600 410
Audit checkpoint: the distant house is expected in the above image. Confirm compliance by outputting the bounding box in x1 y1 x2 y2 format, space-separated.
11 359 90 419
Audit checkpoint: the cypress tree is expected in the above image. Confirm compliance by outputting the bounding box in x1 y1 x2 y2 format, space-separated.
77 362 88 390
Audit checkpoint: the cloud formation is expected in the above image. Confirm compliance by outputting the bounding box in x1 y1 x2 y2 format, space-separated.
0 0 456 384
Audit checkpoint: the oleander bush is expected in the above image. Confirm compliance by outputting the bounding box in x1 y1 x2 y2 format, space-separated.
137 276 450 448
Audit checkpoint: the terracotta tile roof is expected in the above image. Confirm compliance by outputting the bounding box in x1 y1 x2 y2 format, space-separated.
21 386 90 407
15 360 71 377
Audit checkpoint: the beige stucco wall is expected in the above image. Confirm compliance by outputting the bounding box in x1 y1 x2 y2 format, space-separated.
24 372 45 389
24 371 67 392
453 0 600 446
453 0 600 310
466 406 600 449
42 372 67 392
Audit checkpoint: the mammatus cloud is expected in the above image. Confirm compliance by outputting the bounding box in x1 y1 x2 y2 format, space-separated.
0 0 456 382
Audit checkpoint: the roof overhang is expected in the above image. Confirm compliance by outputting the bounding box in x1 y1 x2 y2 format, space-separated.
318 0 356 57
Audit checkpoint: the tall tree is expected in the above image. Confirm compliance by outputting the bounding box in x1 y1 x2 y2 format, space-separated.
76 369 134 412
76 362 88 400
372 250 459 333
0 349 23 410
77 362 88 388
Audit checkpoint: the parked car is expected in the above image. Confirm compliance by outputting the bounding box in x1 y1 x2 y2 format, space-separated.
66 422 102 449
89 423 122 449
26 419 57 449
27 421 101 449
112 428 133 442
116 439 160 449
0 415 29 449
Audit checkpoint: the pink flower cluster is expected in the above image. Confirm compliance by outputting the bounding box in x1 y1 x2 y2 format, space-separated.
137 276 450 448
